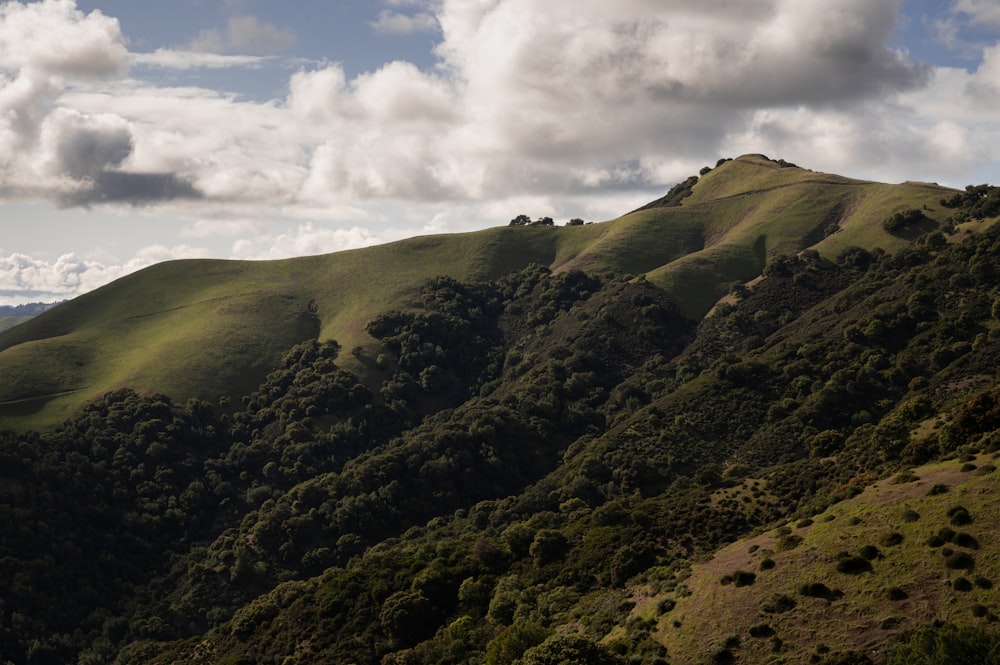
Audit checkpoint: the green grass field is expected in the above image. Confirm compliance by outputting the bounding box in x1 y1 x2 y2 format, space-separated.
655 455 1000 664
0 155 961 431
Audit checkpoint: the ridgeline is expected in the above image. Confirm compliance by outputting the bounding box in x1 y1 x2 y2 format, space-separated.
1 155 1000 664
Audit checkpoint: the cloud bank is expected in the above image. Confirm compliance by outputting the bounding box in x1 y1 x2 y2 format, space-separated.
1 0 999 304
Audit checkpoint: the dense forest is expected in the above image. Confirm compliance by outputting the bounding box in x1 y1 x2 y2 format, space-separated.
2 184 1000 664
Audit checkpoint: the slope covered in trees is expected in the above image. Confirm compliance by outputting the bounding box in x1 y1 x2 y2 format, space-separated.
1 169 1000 664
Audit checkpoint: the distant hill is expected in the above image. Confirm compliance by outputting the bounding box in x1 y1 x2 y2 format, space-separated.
0 301 61 333
0 155 959 431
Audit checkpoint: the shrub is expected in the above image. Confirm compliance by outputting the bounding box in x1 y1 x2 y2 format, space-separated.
777 534 803 551
711 648 735 665
945 552 975 570
880 532 904 546
762 594 797 613
657 598 676 614
953 532 979 549
952 577 973 592
937 527 956 542
887 622 1000 665
799 582 838 601
972 604 990 618
887 587 908 601
927 484 949 496
733 571 757 587
948 507 972 526
882 208 925 233
748 624 775 638
836 556 872 574
859 545 880 560
759 558 776 571
975 577 993 590
901 509 920 522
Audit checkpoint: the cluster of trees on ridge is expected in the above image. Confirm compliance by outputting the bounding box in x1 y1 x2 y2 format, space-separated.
1 186 1000 664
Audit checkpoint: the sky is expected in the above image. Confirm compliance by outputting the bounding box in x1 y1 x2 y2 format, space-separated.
0 0 998 305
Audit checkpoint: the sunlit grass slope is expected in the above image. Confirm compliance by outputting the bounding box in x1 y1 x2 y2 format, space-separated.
652 454 1000 664
0 155 959 430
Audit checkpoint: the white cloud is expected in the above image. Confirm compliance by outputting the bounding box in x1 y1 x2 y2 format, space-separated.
0 0 128 78
953 0 1000 27
132 49 269 70
5 0 1000 304
231 223 382 260
187 15 296 55
371 10 438 35
0 244 209 304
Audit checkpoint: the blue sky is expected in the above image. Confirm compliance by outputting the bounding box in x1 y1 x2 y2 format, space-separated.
0 0 998 304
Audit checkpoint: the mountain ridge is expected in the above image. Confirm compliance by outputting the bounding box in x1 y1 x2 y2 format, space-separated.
0 155 959 431
1 163 1000 663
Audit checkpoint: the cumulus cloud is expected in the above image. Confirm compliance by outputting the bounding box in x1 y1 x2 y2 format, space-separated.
188 15 296 55
231 223 382 260
0 244 209 305
371 10 438 35
0 0 127 78
953 0 1000 27
4 0 1000 304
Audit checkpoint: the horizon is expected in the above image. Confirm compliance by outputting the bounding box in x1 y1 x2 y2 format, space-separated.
1 0 998 305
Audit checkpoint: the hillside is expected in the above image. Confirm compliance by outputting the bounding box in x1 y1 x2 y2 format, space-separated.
2 158 1000 665
0 155 956 431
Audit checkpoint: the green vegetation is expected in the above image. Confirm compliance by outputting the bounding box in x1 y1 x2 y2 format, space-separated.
1 157 1000 664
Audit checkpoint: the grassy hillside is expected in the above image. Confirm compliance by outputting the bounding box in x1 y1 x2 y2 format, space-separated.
653 455 1000 664
2 185 1000 664
0 155 957 431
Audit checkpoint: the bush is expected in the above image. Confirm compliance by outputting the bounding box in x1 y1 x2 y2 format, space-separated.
901 509 920 522
836 556 872 574
944 552 975 570
777 534 803 551
952 577 973 592
799 582 837 600
748 624 775 638
953 532 979 549
880 532 904 546
882 208 925 233
887 622 1000 665
887 587 908 601
859 545 880 561
759 558 776 571
762 594 797 613
948 507 972 526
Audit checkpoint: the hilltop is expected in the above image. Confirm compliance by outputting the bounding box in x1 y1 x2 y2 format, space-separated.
2 156 1000 665
0 155 957 431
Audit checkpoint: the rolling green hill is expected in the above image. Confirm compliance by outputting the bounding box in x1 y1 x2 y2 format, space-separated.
0 155 957 431
1 162 1000 665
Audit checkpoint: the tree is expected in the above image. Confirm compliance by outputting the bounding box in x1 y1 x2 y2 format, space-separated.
509 214 531 226
567 218 584 226
887 623 1000 665
520 634 624 665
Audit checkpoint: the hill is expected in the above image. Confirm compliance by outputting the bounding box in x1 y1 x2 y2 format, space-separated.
2 158 1000 665
0 155 957 431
